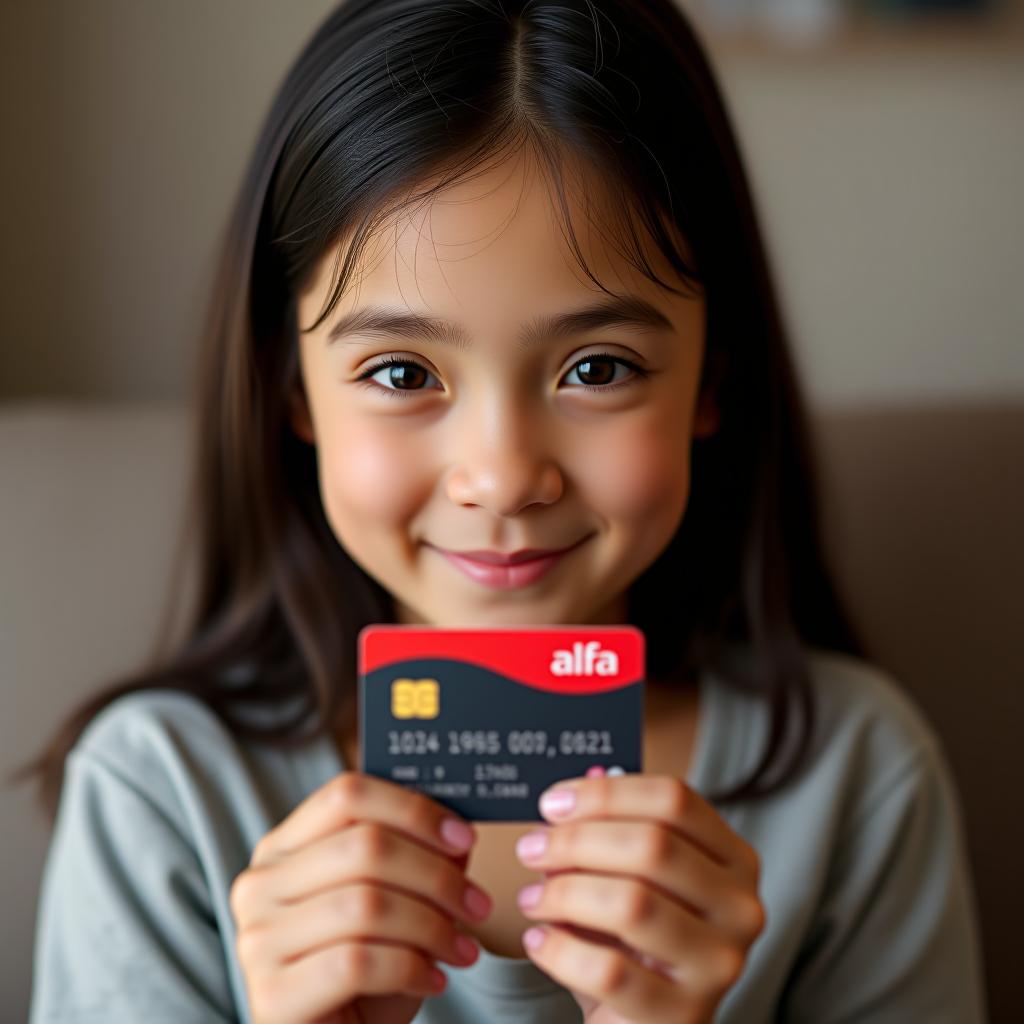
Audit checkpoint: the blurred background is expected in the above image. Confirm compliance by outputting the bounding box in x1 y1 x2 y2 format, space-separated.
2 0 1021 1019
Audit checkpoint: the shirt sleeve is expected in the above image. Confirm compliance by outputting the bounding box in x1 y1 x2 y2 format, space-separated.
778 737 989 1023
29 747 236 1023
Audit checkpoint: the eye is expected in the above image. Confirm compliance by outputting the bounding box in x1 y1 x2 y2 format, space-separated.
564 352 650 393
355 355 441 399
354 352 649 400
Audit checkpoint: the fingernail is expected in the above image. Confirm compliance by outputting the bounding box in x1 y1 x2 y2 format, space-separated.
515 830 548 861
454 934 479 963
463 885 492 919
523 926 547 951
585 765 606 778
440 817 475 851
539 787 576 818
517 883 543 909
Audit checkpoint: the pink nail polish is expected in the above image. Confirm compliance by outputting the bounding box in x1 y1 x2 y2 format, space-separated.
539 787 576 818
585 765 606 778
440 817 475 851
454 934 480 963
463 886 492 919
515 830 548 861
517 882 544 909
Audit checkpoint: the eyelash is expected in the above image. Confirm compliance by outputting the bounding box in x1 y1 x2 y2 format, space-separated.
354 352 650 400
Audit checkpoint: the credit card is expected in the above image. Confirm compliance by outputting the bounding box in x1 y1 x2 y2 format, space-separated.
357 625 644 821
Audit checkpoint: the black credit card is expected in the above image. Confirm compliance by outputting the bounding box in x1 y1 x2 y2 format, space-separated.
358 625 645 821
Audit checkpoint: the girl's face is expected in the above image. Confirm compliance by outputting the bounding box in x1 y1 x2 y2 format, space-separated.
292 149 717 627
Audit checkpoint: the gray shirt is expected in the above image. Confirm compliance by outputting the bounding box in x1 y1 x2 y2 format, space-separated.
29 648 989 1022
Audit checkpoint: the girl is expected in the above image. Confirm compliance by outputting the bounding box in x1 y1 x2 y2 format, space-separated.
18 1 987 1021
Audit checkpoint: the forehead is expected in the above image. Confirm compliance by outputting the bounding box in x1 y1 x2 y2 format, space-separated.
300 147 695 333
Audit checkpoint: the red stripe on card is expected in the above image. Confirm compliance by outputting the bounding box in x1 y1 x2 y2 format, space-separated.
359 626 644 694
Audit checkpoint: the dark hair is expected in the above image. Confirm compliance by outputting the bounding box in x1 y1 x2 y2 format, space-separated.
12 0 864 820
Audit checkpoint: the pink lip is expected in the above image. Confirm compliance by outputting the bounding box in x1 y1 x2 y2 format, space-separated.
450 547 561 565
430 536 590 590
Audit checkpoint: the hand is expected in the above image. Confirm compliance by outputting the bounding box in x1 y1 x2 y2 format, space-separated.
229 772 493 1024
513 769 765 1024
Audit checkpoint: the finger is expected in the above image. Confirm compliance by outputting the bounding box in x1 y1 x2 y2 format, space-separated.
521 923 695 1024
517 870 743 990
235 821 492 930
516 819 758 938
252 772 477 867
537 773 757 876
237 882 481 971
255 940 444 1022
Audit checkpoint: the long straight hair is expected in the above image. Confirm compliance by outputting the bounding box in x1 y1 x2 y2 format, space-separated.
12 0 864 820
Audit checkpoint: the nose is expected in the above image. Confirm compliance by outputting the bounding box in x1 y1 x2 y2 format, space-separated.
444 393 564 516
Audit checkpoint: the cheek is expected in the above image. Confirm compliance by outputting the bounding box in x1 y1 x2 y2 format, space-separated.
317 423 427 536
580 418 691 526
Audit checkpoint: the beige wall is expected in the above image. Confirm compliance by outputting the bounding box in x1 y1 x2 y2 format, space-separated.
1 1 1022 406
713 34 1024 407
0 0 338 400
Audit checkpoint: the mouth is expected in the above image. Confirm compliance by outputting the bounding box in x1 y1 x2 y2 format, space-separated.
427 535 592 591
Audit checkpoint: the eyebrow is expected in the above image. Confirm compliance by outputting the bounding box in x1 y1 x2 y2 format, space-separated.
326 295 675 351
